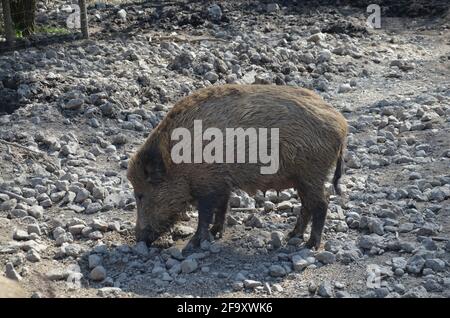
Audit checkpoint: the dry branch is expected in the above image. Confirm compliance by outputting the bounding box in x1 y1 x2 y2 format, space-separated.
0 139 59 171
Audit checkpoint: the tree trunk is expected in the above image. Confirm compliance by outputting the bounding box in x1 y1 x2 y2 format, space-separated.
79 0 89 39
1 0 16 45
10 0 36 36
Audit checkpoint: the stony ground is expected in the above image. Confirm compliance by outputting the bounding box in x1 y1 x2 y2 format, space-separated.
0 1 449 298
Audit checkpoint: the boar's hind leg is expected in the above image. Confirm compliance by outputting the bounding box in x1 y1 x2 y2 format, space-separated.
288 193 311 240
304 193 328 250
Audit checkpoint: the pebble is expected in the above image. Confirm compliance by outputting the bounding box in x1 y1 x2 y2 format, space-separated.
243 279 262 289
90 266 107 281
26 249 41 262
5 263 22 281
89 254 102 269
181 259 198 274
317 282 333 297
270 231 284 249
316 251 336 264
406 255 426 274
269 264 286 277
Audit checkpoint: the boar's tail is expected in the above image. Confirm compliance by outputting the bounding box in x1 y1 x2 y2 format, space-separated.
332 145 344 195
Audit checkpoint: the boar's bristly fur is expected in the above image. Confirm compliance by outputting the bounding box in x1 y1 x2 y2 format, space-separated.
127 84 348 251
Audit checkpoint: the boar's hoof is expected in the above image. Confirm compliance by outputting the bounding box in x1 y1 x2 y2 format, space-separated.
182 231 213 255
287 229 304 241
210 224 224 239
304 238 320 250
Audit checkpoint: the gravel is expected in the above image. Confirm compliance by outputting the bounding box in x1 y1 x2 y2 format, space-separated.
0 0 448 299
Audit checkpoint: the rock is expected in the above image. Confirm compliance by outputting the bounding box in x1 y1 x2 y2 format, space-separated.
68 224 85 235
167 247 184 260
336 291 351 298
46 269 69 281
317 282 333 297
62 243 83 257
10 209 28 219
308 32 325 44
117 9 127 22
64 98 84 110
92 186 107 200
338 83 352 93
5 263 22 281
89 254 102 269
245 215 263 228
27 205 43 219
318 49 332 63
358 234 383 250
271 231 284 249
277 201 292 210
368 218 384 235
181 259 198 274
86 202 102 214
204 71 219 83
272 283 283 293
292 255 309 272
423 278 443 292
392 257 407 270
316 251 336 264
324 240 342 254
336 248 362 264
89 231 103 240
13 229 30 241
406 255 426 274
269 264 287 277
90 266 107 281
133 241 149 256
266 3 280 13
402 286 428 298
207 4 222 21
26 249 41 262
209 243 221 254
92 219 108 231
399 223 414 233
97 287 122 298
0 199 17 211
308 281 317 294
74 189 90 203
264 201 276 212
27 224 41 236
243 279 262 289
424 259 446 272
55 233 73 246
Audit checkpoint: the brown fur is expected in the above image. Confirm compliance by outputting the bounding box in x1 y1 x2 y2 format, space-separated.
128 84 348 250
0 276 27 298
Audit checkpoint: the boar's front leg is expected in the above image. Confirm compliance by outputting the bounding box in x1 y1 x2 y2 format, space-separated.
210 194 230 239
183 190 228 253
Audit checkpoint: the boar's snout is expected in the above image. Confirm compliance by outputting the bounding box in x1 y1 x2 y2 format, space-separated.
135 225 160 245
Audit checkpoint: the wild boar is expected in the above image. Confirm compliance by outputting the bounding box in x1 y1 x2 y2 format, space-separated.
127 84 348 251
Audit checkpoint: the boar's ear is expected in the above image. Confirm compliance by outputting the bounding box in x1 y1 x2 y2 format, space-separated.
144 143 166 184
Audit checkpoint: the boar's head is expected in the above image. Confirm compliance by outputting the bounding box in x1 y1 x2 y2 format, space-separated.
127 139 191 245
